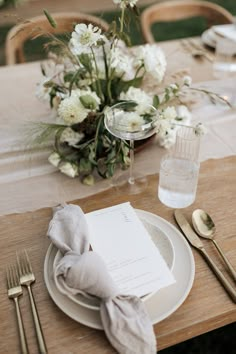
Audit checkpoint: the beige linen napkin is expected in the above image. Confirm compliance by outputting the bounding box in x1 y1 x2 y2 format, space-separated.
47 203 157 354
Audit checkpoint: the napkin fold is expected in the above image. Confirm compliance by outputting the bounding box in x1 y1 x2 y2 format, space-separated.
47 203 157 354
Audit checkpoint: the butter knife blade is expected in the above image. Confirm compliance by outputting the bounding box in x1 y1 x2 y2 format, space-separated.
174 210 204 249
174 209 236 303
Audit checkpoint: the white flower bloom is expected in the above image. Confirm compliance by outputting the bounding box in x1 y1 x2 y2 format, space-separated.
58 95 88 125
36 78 51 102
183 75 192 86
119 111 145 132
69 23 104 55
156 128 177 149
48 152 61 167
60 128 84 146
169 83 178 91
194 122 208 136
119 87 153 114
113 0 138 8
110 46 135 80
59 162 79 178
162 106 177 120
135 44 167 83
176 105 192 125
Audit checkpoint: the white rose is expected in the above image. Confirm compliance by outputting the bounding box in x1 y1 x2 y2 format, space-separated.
135 44 167 83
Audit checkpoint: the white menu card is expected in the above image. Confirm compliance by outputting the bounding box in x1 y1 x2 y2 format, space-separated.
86 202 175 297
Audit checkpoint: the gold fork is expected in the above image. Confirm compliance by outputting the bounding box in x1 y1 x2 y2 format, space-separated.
17 250 47 354
6 264 29 354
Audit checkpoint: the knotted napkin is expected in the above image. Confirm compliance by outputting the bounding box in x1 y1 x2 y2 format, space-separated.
47 203 157 354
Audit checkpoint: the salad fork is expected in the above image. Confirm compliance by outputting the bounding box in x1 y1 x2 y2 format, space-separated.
6 264 29 354
17 250 47 354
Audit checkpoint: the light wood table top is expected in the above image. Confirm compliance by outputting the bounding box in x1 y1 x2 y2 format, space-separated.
0 155 236 353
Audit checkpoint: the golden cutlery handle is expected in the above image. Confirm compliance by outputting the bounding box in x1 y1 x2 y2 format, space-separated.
200 248 236 303
14 297 29 354
27 285 47 354
213 239 236 282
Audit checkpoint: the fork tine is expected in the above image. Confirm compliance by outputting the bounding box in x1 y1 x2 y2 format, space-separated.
6 266 11 288
6 263 29 354
24 249 32 273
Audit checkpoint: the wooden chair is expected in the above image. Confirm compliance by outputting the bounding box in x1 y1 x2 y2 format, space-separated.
141 0 234 43
5 12 109 65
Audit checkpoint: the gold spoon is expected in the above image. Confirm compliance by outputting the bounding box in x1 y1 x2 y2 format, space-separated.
192 209 236 282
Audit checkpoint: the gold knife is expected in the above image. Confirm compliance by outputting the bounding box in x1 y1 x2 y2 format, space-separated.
174 210 236 303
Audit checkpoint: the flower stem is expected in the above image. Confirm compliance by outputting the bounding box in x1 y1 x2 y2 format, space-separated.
128 139 135 185
91 47 104 102
120 7 125 33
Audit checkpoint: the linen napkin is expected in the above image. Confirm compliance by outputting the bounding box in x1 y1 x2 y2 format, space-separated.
47 203 157 354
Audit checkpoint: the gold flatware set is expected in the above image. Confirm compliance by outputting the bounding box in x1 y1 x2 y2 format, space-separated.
175 210 236 303
6 250 47 354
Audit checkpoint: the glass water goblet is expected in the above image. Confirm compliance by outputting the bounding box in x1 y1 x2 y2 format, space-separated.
104 101 158 194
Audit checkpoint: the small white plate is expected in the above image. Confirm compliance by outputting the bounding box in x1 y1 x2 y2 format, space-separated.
52 210 175 311
44 209 195 329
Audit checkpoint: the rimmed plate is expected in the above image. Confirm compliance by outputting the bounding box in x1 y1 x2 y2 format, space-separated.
52 211 175 310
44 209 195 329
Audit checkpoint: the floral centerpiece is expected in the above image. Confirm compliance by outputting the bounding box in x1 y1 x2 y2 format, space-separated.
34 0 210 184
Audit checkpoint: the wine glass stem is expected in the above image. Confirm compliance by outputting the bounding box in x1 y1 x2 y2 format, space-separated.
129 139 135 185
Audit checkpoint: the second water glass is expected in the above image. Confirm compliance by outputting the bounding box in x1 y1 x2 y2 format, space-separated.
158 126 201 208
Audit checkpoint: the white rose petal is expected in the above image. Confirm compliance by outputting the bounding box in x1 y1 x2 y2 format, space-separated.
60 128 84 146
135 44 167 83
59 162 79 178
110 46 135 80
119 87 153 114
162 106 177 120
48 152 61 167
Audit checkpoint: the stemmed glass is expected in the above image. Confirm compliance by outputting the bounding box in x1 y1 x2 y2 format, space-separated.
104 101 158 194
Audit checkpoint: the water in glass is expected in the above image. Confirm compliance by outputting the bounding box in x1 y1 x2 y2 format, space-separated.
158 125 200 208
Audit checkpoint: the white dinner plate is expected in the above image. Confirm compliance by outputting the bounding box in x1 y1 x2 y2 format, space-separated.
44 209 195 330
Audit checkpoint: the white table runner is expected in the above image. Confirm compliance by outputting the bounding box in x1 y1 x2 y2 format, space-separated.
0 61 235 216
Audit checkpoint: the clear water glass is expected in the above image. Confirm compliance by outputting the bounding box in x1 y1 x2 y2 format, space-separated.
158 126 200 208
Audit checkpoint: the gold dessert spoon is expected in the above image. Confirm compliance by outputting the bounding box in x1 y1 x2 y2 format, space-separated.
192 209 236 282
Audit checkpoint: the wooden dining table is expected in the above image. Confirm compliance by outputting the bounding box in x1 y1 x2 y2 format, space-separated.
0 37 236 353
